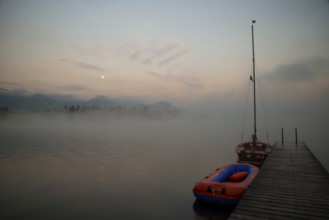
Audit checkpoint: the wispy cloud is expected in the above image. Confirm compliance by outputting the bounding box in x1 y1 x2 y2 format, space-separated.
129 49 140 62
70 44 112 58
57 84 87 91
120 36 189 68
55 57 106 72
158 49 189 67
266 57 328 83
148 71 203 89
121 35 199 89
75 61 106 72
142 43 178 65
0 80 30 92
263 57 329 100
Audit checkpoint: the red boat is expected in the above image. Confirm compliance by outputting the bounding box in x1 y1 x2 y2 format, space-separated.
193 163 259 206
236 139 271 164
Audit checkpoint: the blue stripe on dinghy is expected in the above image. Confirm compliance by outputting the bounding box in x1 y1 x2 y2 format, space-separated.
211 164 254 182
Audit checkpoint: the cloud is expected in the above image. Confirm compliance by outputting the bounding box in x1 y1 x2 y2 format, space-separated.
129 51 140 62
0 80 31 92
262 57 329 102
158 49 189 67
121 36 188 67
55 57 106 72
70 44 112 58
266 57 329 82
119 35 198 89
148 71 203 89
149 43 178 60
117 33 197 90
57 84 88 91
75 61 106 72
121 44 140 62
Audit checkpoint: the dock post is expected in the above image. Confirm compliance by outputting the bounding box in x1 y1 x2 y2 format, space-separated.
281 128 284 146
295 128 298 146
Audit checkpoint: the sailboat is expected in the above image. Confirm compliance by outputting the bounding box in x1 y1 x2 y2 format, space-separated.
235 20 271 164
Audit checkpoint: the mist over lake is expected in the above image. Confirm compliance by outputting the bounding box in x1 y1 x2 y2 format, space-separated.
0 112 237 219
0 109 328 220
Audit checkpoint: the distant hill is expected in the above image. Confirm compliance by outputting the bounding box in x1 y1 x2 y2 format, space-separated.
86 96 120 108
150 101 174 110
0 92 59 111
29 94 60 110
0 91 177 114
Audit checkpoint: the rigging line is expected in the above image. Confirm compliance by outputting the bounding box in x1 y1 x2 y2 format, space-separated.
255 64 270 144
240 81 251 143
240 65 253 144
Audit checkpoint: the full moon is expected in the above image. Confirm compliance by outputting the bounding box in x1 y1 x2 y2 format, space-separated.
101 75 105 79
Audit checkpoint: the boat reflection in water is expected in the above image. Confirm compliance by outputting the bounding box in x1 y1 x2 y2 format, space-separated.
193 199 235 220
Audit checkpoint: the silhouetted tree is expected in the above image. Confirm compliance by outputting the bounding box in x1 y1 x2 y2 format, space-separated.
0 106 9 116
69 105 75 112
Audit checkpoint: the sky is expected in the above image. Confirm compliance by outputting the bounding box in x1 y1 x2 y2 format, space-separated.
0 0 329 106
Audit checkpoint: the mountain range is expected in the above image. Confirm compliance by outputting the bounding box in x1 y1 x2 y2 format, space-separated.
0 91 175 112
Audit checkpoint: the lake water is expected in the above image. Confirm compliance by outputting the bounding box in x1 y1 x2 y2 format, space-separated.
1 113 328 220
0 113 240 220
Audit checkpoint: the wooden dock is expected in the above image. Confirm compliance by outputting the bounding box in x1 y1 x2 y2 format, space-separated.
229 141 329 220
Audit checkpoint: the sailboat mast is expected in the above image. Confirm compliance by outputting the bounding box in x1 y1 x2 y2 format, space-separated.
251 21 257 138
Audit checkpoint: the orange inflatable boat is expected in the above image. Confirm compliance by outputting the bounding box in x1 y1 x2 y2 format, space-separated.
193 163 259 205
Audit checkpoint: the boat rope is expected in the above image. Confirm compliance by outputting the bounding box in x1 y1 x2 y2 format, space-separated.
255 64 271 144
240 65 253 144
209 184 225 197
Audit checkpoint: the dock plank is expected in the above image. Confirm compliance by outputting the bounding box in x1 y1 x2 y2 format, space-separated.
229 142 329 220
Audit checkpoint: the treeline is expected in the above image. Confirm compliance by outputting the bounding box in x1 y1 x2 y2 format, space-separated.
62 104 181 118
1 104 181 119
0 106 9 116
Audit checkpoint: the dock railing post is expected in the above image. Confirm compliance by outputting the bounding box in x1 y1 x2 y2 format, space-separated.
295 127 298 146
281 128 284 146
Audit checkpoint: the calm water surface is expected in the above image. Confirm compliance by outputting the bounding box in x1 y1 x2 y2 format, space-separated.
1 113 328 220
0 114 238 220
